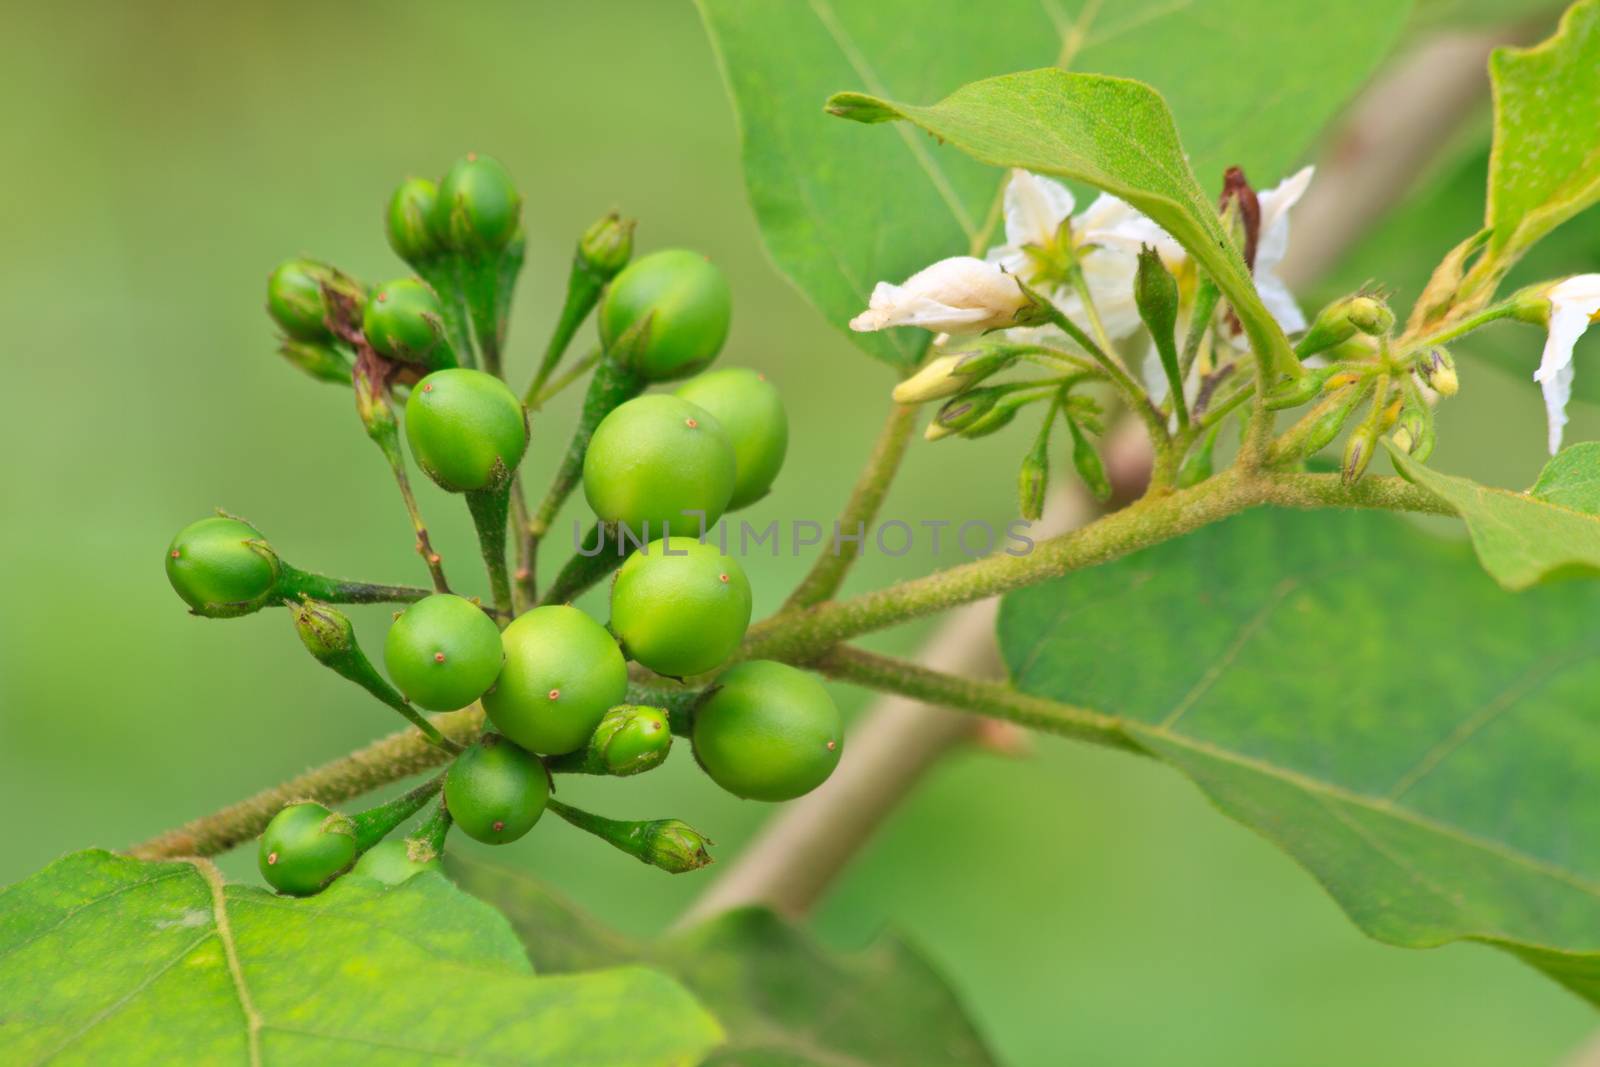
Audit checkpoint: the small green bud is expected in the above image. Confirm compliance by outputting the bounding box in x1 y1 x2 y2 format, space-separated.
434 153 522 255
385 177 445 268
641 820 714 874
278 339 352 385
927 387 1003 440
166 515 281 618
1067 418 1111 501
267 259 363 342
597 705 673 776
287 598 355 665
1415 347 1458 397
1342 421 1375 484
1299 383 1373 457
893 344 1019 404
1346 295 1394 336
1263 368 1328 411
579 211 635 280
1017 436 1049 521
1134 245 1180 347
363 278 455 370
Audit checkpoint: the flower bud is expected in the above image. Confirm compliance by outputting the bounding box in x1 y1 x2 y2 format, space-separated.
1134 244 1180 349
850 256 1028 335
1299 383 1373 457
1346 295 1394 336
1068 419 1111 501
595 705 673 776
1017 434 1049 521
287 598 356 665
278 339 352 385
892 344 1020 404
1263 368 1327 411
1342 421 1375 484
267 259 364 343
363 279 455 370
385 177 445 268
434 153 522 255
579 211 635 281
641 819 714 874
1416 347 1458 396
926 387 1003 440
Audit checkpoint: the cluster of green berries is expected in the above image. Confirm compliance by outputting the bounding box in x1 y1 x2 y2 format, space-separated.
163 152 842 897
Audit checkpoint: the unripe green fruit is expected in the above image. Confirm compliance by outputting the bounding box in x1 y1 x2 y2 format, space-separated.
166 516 280 618
384 594 503 711
434 153 521 255
582 394 736 539
258 802 357 896
404 368 528 492
610 538 751 678
267 258 342 342
599 706 672 775
483 605 628 755
674 368 788 509
600 249 731 381
350 839 440 885
386 177 443 266
693 660 842 802
444 734 550 844
363 279 453 369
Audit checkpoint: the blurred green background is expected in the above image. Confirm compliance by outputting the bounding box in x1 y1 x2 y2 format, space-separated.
0 3 1594 1065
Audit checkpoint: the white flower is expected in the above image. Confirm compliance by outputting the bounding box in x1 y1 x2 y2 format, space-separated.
1533 274 1600 454
1249 166 1315 335
849 256 1028 335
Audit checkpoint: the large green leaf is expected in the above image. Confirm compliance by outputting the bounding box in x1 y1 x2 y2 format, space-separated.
1391 444 1600 589
997 508 1600 1004
1482 0 1600 269
450 856 996 1067
697 0 1412 369
0 850 722 1066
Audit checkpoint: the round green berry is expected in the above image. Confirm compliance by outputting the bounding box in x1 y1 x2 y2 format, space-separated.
444 734 550 844
258 802 357 896
404 368 527 492
363 278 453 369
384 594 502 711
582 394 736 540
599 249 731 381
434 153 521 254
482 605 628 755
386 177 443 266
692 661 842 802
674 368 788 509
166 516 280 618
266 258 339 342
350 839 440 886
598 706 672 775
610 538 751 678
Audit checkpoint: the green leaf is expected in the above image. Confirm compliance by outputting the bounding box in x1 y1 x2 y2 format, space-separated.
450 855 997 1067
0 850 722 1066
1390 443 1600 588
1531 440 1600 510
697 0 1412 369
997 507 1600 1005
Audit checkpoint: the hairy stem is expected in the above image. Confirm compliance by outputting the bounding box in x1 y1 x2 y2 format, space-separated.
783 400 918 610
277 565 431 606
466 483 514 619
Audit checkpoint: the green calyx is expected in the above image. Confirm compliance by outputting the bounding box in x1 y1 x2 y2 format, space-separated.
582 393 737 540
674 367 788 510
579 211 635 279
267 258 364 343
610 537 752 679
691 660 843 802
258 802 358 896
444 734 550 844
166 515 281 618
600 249 731 381
404 368 528 493
363 278 456 369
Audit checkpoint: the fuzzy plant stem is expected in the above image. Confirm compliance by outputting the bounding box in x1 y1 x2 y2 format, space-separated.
465 483 515 619
277 565 431 606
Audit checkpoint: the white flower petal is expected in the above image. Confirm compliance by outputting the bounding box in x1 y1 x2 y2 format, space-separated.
1253 166 1313 278
1534 276 1600 453
1254 271 1307 334
1003 169 1075 249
